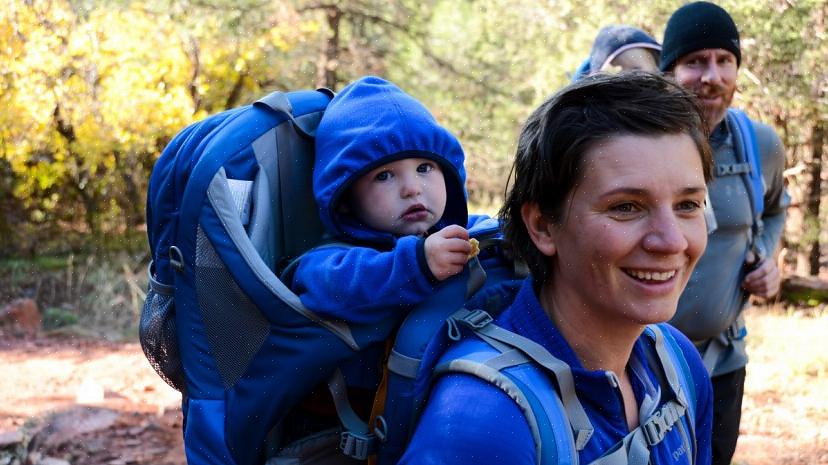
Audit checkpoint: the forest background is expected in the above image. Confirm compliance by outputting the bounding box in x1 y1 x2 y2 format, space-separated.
2 0 828 344
1 1 827 464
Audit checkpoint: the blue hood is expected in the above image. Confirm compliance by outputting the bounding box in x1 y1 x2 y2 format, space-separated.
314 76 468 244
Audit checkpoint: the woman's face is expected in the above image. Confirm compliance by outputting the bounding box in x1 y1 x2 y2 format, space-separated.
524 133 708 327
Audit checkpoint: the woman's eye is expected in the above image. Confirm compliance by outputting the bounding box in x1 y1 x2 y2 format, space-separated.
677 200 702 212
611 203 638 214
375 171 391 181
417 162 434 173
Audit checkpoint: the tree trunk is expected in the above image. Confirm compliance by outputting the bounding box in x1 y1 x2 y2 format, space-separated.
320 7 341 90
807 120 825 275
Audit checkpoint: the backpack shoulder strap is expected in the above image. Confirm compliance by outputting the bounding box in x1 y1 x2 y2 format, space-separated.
433 335 579 465
726 108 765 245
586 325 696 465
440 316 700 465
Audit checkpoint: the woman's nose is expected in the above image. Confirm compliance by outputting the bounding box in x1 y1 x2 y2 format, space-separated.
642 211 689 254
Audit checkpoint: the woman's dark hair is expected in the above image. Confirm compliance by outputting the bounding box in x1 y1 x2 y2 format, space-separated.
499 72 713 280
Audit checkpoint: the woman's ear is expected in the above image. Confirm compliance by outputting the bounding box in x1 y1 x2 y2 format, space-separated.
521 202 557 257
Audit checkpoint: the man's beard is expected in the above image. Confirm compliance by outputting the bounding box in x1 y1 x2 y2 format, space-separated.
697 83 735 131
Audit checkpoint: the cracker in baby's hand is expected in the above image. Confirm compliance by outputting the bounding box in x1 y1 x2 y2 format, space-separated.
467 238 480 261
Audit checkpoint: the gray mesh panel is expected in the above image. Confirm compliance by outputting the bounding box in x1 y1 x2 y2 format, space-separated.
196 225 269 389
139 283 186 393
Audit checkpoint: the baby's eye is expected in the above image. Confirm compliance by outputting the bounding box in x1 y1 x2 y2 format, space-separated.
417 162 435 173
375 170 392 181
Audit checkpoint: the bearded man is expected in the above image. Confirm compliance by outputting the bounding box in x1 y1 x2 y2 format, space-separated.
660 3 789 465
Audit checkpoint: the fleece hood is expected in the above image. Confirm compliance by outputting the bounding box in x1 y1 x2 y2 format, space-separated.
313 76 468 244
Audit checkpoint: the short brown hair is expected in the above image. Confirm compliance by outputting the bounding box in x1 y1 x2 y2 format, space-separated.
499 72 713 280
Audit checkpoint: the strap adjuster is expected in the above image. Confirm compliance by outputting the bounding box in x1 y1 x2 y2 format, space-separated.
459 309 494 329
339 431 376 460
642 402 684 446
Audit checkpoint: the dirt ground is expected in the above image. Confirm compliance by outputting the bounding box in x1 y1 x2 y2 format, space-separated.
2 307 827 465
1 334 185 465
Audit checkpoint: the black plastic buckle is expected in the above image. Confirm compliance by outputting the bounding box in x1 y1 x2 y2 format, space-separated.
339 431 375 460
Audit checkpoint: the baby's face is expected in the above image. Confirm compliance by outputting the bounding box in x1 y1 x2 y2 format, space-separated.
605 48 660 74
347 157 447 236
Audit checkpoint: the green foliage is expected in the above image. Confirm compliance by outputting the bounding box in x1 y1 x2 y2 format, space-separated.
1 0 825 266
42 306 80 330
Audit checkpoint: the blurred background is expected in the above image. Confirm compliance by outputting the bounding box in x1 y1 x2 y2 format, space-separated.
0 1 826 463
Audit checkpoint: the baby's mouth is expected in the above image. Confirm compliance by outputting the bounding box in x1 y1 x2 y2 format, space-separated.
401 204 428 220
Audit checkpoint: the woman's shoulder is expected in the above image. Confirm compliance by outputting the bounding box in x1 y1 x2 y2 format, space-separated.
401 372 536 465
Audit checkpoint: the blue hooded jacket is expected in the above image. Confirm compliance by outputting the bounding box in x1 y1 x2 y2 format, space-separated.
291 76 470 324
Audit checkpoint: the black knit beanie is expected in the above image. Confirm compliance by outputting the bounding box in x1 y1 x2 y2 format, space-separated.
660 1 741 72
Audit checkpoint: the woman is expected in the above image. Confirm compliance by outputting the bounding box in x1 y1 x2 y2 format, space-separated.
400 73 714 465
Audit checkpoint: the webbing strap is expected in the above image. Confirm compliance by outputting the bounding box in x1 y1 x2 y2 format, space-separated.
466 255 487 298
588 399 687 465
451 308 594 450
327 369 377 460
482 349 532 371
327 369 371 436
699 316 746 375
387 349 420 379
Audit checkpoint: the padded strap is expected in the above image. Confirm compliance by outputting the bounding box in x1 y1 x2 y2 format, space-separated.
451 308 594 450
434 358 548 464
726 108 765 248
254 89 334 138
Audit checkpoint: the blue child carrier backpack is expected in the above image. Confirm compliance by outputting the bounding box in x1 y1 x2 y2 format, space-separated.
140 87 404 465
140 87 527 465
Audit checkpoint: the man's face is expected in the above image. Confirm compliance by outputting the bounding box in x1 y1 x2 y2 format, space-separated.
672 48 738 131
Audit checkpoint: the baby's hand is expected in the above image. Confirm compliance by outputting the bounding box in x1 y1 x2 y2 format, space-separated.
424 225 471 281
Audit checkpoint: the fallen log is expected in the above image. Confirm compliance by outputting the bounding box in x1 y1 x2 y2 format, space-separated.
780 274 828 304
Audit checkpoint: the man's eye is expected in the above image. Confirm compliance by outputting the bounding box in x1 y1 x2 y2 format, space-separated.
375 171 391 181
417 163 434 173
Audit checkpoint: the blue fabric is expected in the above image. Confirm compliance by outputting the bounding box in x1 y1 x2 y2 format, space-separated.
727 108 765 225
293 76 470 323
183 399 234 465
293 236 435 323
572 25 661 82
147 89 339 465
401 279 713 465
313 76 468 243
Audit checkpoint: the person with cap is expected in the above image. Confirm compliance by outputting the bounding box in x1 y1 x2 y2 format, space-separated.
571 25 661 81
660 3 789 465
